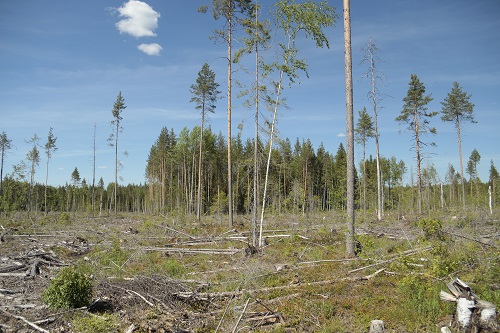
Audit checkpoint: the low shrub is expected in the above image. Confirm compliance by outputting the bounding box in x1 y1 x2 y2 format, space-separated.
42 264 93 309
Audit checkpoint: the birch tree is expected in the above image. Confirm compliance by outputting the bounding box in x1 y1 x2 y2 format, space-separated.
190 63 220 221
259 0 337 247
234 0 270 246
396 74 436 214
108 91 126 214
440 81 475 211
44 127 57 212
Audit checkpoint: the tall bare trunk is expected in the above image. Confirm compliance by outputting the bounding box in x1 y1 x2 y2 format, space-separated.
197 110 205 221
414 107 422 214
344 0 356 258
227 12 234 227
456 118 466 211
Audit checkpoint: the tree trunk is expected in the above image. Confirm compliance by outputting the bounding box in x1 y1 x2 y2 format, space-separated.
456 118 466 211
414 107 422 214
197 110 205 221
227 12 234 227
343 0 356 258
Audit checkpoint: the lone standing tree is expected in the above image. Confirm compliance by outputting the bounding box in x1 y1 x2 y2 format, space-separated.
396 74 436 214
0 132 13 195
108 91 126 214
44 127 58 213
343 0 356 257
440 81 475 211
190 63 220 222
199 0 254 226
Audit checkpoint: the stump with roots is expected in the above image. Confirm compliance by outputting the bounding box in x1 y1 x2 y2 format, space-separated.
440 278 498 332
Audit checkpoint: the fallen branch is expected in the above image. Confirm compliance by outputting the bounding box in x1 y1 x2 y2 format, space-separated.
158 225 196 239
348 246 432 274
133 247 240 255
0 308 49 333
126 289 155 307
232 298 250 333
443 230 497 248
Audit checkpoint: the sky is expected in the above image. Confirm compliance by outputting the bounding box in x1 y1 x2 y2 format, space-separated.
0 0 499 188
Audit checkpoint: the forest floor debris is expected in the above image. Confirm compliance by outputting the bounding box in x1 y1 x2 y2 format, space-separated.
0 211 499 332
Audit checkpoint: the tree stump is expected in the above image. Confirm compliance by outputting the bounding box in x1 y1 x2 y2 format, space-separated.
369 319 385 333
440 278 498 332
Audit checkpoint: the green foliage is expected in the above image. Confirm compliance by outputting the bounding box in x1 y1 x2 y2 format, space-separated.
396 276 450 325
132 252 186 278
210 191 228 214
58 212 71 225
417 217 443 240
42 264 93 309
71 313 119 333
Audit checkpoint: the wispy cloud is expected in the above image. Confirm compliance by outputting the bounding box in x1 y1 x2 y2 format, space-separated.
337 133 345 138
116 0 160 38
138 43 162 56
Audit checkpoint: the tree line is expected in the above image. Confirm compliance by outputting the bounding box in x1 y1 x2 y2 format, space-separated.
1 124 497 216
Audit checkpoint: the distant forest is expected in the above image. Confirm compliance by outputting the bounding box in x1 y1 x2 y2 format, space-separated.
0 125 497 217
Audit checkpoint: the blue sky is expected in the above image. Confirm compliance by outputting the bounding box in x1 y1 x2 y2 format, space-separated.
0 0 499 187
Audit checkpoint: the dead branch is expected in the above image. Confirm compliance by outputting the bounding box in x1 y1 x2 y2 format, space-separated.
232 298 250 333
0 272 26 277
348 246 432 274
176 268 386 300
0 308 50 333
443 230 497 248
126 289 155 307
158 224 196 239
131 246 240 255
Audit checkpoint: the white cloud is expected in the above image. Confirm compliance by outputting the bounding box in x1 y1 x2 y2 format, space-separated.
138 43 163 56
116 0 160 38
337 133 346 137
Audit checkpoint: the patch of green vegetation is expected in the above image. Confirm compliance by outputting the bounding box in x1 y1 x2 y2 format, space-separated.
71 313 120 333
58 212 72 225
417 217 444 240
395 275 451 330
42 263 93 309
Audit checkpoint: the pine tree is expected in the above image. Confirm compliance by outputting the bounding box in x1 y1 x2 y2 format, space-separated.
440 81 475 211
343 0 356 257
44 127 57 212
26 134 40 213
199 0 254 226
190 63 220 221
108 92 126 214
396 74 436 214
